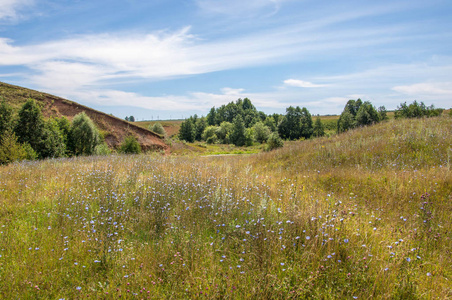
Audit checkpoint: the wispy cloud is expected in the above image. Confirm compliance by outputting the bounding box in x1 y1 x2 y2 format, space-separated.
195 0 288 17
392 82 452 97
0 0 33 21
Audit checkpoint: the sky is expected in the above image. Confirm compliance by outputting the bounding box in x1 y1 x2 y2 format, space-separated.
0 0 451 120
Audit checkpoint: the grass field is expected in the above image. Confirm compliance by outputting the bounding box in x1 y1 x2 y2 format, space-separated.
0 116 451 299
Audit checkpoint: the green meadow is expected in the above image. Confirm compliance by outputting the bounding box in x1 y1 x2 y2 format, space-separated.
0 116 451 299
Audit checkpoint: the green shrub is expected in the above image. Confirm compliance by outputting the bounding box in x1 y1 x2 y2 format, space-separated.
150 122 166 136
94 143 112 155
252 122 270 143
266 132 284 151
68 112 100 156
120 135 141 154
0 131 36 164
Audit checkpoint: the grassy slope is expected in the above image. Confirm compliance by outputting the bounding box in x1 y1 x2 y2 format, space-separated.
0 116 451 299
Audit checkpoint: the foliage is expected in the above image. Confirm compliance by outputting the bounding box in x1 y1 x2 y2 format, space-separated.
0 98 14 138
338 99 382 132
94 143 112 155
150 122 166 136
179 118 195 142
125 115 135 122
395 100 443 119
120 135 141 154
278 106 313 140
69 112 100 156
312 116 325 137
378 106 388 121
206 98 264 128
252 121 271 143
229 115 246 146
202 126 218 144
215 121 233 144
266 132 284 151
14 98 45 157
355 101 379 127
39 118 66 158
0 131 36 164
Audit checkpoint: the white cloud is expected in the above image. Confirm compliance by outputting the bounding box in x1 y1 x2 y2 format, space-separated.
392 82 452 96
0 0 32 21
284 79 325 88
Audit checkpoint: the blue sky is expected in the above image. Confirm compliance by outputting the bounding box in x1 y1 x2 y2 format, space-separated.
1 0 451 120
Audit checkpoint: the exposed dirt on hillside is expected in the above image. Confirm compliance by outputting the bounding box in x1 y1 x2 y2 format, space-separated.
0 82 169 153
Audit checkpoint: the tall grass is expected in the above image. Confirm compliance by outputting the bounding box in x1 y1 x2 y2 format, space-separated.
0 116 451 298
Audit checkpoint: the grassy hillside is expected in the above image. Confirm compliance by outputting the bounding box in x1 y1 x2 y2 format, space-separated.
0 116 450 298
0 82 168 152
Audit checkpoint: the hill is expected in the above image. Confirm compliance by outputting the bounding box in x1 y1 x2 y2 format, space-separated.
0 81 168 152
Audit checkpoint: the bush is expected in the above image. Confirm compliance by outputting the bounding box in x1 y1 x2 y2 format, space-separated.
266 132 284 151
95 143 112 155
120 135 141 154
0 131 37 164
252 122 270 143
395 100 443 119
69 112 100 156
150 122 166 136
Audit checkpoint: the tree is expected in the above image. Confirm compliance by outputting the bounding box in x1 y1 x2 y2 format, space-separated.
0 99 14 139
68 112 100 155
300 107 313 139
313 117 325 137
215 122 233 144
278 106 302 140
40 118 66 158
202 126 218 144
15 99 45 156
120 135 141 154
337 110 354 133
378 106 388 121
395 101 443 119
125 116 129 121
264 116 277 132
179 119 195 142
194 117 207 141
150 122 166 136
207 107 217 126
129 116 135 122
229 115 246 146
252 122 271 143
355 101 379 127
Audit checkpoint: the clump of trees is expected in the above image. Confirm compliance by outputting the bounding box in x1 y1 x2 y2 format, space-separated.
125 116 135 122
178 98 324 149
0 98 109 164
337 99 388 133
394 100 443 119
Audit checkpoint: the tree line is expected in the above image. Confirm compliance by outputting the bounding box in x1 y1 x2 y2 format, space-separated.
179 98 445 147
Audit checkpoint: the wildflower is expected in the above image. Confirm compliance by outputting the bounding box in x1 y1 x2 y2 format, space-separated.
344 239 349 243
306 236 310 240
